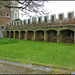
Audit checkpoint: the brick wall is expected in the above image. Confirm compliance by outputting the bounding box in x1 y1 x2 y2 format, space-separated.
0 17 11 37
0 1 11 37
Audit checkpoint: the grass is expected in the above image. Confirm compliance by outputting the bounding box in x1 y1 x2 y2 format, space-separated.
0 38 75 71
0 38 18 44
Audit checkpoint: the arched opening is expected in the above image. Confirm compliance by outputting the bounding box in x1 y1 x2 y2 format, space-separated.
15 31 19 39
20 31 25 40
6 31 9 38
27 31 34 41
36 30 44 41
46 30 57 42
60 29 74 43
10 31 14 38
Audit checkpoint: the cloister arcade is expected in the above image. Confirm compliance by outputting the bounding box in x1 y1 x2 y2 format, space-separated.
46 30 57 42
6 28 75 44
60 29 74 43
20 31 25 40
27 31 34 41
36 30 44 41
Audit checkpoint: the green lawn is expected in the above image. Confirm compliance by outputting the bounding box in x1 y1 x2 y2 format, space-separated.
0 38 75 70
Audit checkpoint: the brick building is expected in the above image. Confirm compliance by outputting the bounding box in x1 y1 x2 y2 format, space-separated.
0 1 75 44
0 1 19 37
0 1 11 37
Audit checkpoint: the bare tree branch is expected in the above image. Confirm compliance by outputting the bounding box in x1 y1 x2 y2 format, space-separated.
0 0 49 17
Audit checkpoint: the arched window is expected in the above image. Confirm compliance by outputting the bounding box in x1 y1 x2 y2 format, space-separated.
6 13 9 17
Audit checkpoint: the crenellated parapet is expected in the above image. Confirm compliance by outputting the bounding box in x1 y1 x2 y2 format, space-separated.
7 11 75 29
32 17 38 24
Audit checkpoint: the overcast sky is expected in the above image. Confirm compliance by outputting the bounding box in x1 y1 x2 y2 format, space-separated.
19 1 75 20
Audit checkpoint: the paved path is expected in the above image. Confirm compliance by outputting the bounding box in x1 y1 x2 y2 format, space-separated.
0 63 51 74
0 59 71 74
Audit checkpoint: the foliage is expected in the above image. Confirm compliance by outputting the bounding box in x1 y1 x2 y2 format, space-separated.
0 38 74 70
0 38 18 44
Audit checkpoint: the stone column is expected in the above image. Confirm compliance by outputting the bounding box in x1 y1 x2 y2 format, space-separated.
57 31 60 42
6 31 8 38
9 31 11 38
34 31 36 41
19 31 21 39
74 31 75 44
13 31 15 39
25 31 27 40
44 31 47 42
23 31 26 40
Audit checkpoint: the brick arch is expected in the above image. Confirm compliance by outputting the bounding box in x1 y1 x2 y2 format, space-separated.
27 30 34 41
35 29 44 32
35 30 44 41
27 30 34 32
59 29 74 32
15 31 19 39
20 31 25 40
46 29 57 32
46 30 57 42
10 31 14 38
60 29 74 43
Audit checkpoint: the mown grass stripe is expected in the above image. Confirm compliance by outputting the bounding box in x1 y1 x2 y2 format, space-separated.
0 38 75 70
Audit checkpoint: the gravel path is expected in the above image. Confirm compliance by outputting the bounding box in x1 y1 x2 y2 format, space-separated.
0 60 71 74
0 63 51 74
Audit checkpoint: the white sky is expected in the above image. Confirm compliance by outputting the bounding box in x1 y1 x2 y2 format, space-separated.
19 1 75 20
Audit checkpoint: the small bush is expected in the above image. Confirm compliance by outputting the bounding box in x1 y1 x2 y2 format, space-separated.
0 38 18 44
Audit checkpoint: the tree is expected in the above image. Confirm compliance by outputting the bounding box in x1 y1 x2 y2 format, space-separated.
0 0 50 17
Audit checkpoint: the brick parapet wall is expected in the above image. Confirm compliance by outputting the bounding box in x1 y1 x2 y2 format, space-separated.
7 11 75 30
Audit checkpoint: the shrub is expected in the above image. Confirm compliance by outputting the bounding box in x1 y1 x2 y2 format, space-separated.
0 38 18 44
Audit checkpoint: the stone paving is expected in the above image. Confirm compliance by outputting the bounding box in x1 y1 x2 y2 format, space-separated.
0 63 51 74
71 72 75 75
0 59 51 71
0 59 72 74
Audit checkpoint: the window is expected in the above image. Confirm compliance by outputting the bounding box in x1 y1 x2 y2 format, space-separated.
24 20 26 24
51 16 54 22
38 17 41 23
44 16 47 22
28 19 30 24
59 14 63 21
1 26 4 30
6 13 9 17
68 13 72 20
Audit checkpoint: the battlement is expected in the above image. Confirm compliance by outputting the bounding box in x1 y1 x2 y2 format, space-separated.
7 11 75 29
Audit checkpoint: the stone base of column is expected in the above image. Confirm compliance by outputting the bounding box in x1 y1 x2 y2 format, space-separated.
74 31 75 44
18 31 21 39
9 31 10 38
44 31 47 42
25 31 27 40
13 31 15 39
57 31 60 42
34 31 36 41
